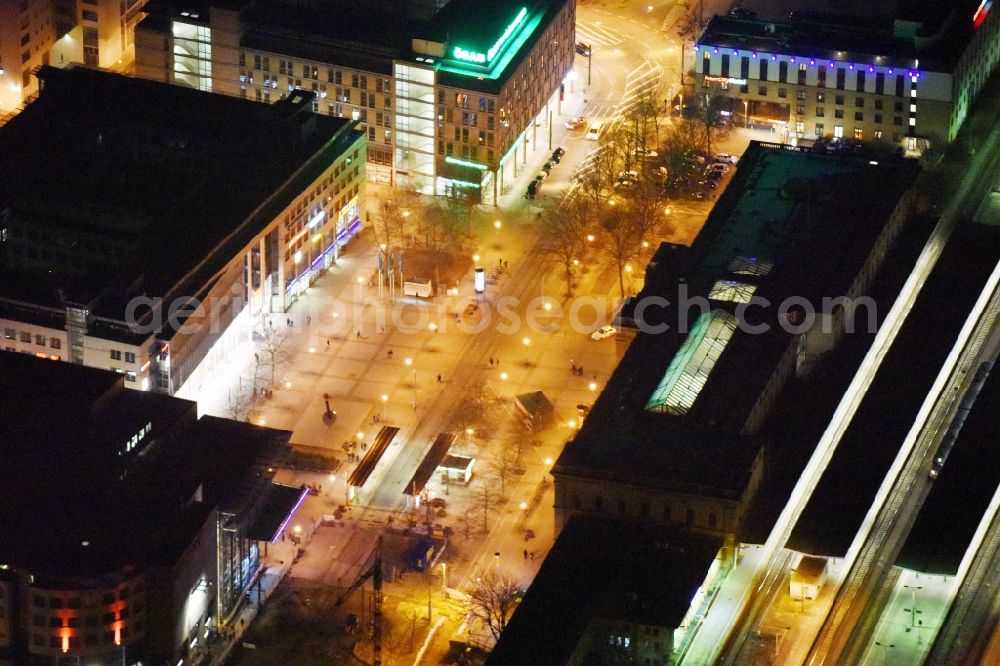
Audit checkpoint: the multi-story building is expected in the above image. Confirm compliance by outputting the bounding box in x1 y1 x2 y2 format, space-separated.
0 65 366 396
694 0 1000 153
553 143 919 547
0 0 151 115
134 0 576 202
0 351 303 665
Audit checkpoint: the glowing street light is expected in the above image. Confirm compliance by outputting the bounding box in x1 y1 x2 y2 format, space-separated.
405 358 417 408
522 337 531 346
356 276 364 284
519 501 528 510
586 234 595 242
473 253 481 264
544 457 553 466
500 372 509 381
380 393 388 420
589 382 597 391
357 431 365 441
494 220 502 230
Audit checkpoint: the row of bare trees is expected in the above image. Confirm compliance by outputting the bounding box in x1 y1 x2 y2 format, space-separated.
538 89 730 297
225 324 295 422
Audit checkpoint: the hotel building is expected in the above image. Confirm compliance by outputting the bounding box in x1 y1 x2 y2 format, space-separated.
134 0 576 202
0 66 365 396
694 0 1000 153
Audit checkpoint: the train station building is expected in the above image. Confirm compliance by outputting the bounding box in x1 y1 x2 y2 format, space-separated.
554 142 920 549
134 0 577 202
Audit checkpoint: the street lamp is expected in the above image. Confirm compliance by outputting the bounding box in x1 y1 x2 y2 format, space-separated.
744 99 749 128
380 393 388 420
404 357 416 408
588 382 597 391
903 585 923 627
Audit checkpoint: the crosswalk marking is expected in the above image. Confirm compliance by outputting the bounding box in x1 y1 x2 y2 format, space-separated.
576 23 627 47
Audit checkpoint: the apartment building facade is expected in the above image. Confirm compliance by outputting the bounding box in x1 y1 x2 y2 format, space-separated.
134 0 575 203
0 0 150 115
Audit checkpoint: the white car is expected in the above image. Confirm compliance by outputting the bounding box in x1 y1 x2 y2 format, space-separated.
636 147 659 160
591 325 617 340
713 152 739 164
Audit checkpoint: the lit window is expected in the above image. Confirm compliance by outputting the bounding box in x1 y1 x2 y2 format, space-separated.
708 280 757 304
728 256 773 276
646 310 737 415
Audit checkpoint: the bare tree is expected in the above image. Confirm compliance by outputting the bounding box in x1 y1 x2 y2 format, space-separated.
225 381 255 422
487 446 519 498
454 507 480 542
469 478 501 532
539 198 592 296
465 570 521 643
448 382 503 439
687 92 728 157
257 325 295 391
597 203 644 298
371 187 420 251
576 137 621 208
660 118 709 196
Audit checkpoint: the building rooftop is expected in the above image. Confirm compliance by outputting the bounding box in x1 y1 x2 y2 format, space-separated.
0 352 291 580
486 516 721 666
697 0 981 71
787 221 1000 557
141 0 569 95
896 363 1000 574
557 144 917 501
0 66 360 322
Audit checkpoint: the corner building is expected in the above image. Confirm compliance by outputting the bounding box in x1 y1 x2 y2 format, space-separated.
0 66 365 396
694 1 1000 154
134 0 576 203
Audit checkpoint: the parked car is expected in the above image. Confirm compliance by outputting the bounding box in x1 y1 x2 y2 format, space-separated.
564 116 587 130
614 170 639 189
706 163 730 175
713 152 739 164
575 42 592 56
591 325 617 340
729 7 756 18
541 161 554 174
635 147 659 160
526 177 542 198
551 146 566 162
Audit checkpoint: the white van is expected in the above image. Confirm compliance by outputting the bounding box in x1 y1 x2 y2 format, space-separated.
586 120 604 141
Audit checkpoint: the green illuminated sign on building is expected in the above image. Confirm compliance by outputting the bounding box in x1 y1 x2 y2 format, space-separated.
453 47 486 64
450 6 528 66
445 155 490 170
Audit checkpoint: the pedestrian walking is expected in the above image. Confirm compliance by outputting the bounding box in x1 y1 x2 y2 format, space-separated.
523 548 528 560
327 338 331 348
387 349 393 358
356 330 362 339
489 357 494 368
306 315 311 326
437 374 442 383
